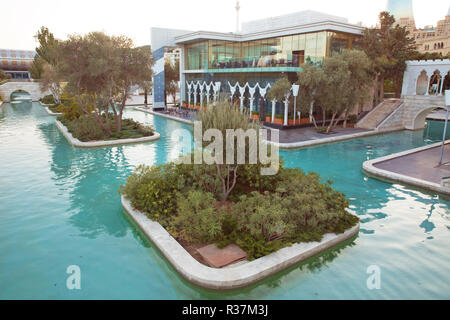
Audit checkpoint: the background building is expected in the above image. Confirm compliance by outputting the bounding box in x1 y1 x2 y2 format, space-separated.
0 49 35 79
151 10 364 111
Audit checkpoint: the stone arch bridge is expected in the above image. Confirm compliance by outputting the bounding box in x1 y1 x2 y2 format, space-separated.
0 81 49 102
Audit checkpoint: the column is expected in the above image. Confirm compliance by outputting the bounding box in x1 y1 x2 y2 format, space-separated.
271 100 276 122
284 99 289 126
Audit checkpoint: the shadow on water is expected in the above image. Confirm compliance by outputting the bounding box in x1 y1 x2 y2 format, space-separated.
9 100 33 115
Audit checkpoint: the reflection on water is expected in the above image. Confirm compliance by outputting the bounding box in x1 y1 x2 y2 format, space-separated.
0 102 449 300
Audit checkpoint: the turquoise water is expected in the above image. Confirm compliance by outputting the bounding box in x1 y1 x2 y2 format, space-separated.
0 102 449 299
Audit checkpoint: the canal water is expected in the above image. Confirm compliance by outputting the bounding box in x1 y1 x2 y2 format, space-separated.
0 101 448 299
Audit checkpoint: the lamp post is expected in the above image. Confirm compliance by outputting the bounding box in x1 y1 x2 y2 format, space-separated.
439 90 450 166
292 84 299 125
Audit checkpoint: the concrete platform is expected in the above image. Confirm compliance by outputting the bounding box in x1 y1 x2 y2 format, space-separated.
121 195 360 290
273 126 371 144
197 244 247 268
363 141 450 196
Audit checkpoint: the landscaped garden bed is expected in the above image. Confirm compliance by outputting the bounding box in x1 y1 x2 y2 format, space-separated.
119 102 360 288
56 113 160 148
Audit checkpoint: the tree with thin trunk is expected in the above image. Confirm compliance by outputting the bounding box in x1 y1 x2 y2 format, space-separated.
197 102 260 203
57 32 154 136
362 11 416 101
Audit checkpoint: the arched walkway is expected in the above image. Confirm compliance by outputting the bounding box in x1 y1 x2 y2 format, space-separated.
412 107 440 130
10 90 32 101
402 60 450 96
416 70 428 95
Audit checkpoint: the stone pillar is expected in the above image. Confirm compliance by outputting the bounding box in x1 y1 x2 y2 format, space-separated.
238 83 246 113
283 99 289 126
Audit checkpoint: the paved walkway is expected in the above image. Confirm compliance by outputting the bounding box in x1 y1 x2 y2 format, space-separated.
374 143 450 184
270 126 370 144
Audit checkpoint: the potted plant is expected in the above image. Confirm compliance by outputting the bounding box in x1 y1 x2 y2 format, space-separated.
265 116 272 123
182 100 188 108
194 103 200 110
273 114 284 125
251 111 260 120
300 117 310 124
346 114 358 128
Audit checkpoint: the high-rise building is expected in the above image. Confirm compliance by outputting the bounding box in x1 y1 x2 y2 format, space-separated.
386 0 414 20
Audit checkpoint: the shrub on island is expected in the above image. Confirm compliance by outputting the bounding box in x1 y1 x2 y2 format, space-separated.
120 160 358 260
120 102 358 261
58 114 154 142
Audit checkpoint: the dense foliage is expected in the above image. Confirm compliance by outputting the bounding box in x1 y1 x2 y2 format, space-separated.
120 160 358 260
296 50 373 133
40 94 56 105
58 114 154 142
362 11 417 100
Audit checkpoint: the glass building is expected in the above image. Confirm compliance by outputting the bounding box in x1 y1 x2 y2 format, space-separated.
151 10 364 110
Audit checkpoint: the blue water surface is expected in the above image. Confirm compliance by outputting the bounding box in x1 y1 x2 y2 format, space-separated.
0 102 448 299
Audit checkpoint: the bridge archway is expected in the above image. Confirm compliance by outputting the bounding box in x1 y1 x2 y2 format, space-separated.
416 70 428 95
10 90 32 102
412 106 440 130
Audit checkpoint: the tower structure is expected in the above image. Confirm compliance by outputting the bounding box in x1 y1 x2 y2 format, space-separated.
235 1 240 33
386 0 416 33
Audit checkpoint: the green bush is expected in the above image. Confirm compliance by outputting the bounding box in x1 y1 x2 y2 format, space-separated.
315 126 328 134
40 95 56 105
59 113 154 142
121 155 359 261
348 114 358 123
173 190 226 243
233 191 293 242
174 161 222 200
276 169 354 237
119 164 182 224
59 114 105 141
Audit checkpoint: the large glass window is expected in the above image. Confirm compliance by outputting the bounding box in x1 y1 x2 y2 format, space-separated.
185 31 362 70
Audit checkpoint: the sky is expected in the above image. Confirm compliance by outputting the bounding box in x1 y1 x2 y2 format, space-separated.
1 0 449 51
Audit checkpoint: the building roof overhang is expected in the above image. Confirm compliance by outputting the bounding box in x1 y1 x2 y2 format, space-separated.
174 20 364 45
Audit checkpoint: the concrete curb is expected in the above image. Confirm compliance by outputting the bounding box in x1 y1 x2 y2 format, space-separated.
363 140 450 196
265 129 402 150
39 102 62 116
55 120 160 148
134 107 195 125
121 195 360 290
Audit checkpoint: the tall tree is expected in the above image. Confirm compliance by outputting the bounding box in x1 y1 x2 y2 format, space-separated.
296 50 373 133
57 32 154 135
33 27 62 103
362 11 416 101
164 59 179 105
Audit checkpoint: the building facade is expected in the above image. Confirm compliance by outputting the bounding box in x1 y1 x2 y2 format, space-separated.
387 1 450 56
0 49 35 79
151 10 364 111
